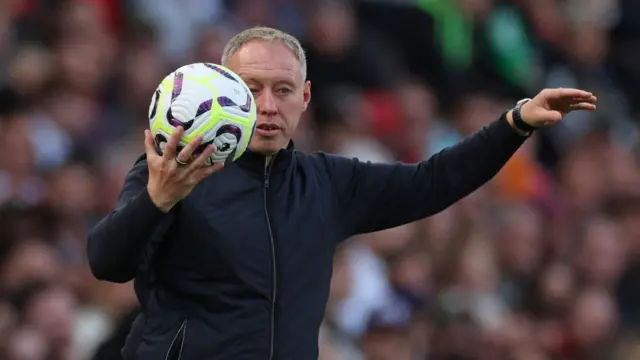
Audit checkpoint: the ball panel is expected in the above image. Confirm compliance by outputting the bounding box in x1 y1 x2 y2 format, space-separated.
148 88 161 122
153 128 172 156
152 74 175 136
148 63 257 165
212 132 239 163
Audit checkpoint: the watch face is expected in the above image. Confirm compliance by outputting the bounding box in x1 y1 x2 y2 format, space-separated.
517 98 532 106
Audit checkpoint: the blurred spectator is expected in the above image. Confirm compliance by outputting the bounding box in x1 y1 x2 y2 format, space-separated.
360 294 417 360
0 0 639 359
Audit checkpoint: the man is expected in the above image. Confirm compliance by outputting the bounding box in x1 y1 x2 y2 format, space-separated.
86 27 596 360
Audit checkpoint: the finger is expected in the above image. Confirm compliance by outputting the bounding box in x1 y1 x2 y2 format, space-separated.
144 130 159 158
192 162 225 182
573 95 597 103
176 135 203 164
551 88 593 99
569 102 597 111
186 144 215 171
163 127 184 160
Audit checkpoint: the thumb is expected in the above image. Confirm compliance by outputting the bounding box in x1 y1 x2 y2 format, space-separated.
543 110 564 123
524 100 564 125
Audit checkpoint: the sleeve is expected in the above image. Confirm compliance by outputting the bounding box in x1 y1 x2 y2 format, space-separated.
86 157 170 283
323 113 527 235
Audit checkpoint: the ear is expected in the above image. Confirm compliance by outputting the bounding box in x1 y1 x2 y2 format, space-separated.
302 80 311 112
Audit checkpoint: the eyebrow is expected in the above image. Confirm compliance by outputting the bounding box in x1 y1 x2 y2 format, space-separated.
275 80 296 87
244 78 297 88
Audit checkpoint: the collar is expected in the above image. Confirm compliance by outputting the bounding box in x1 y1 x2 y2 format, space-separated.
235 140 295 175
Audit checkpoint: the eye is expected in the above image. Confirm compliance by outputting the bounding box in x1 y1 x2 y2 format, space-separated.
248 88 260 94
277 87 292 95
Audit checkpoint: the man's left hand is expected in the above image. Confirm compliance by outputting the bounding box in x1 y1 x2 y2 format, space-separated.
519 88 598 128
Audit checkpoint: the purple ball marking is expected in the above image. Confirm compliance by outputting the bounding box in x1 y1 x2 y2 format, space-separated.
168 118 185 128
216 124 242 140
172 72 184 101
196 99 213 117
217 95 251 113
239 94 252 113
217 96 237 107
204 63 238 82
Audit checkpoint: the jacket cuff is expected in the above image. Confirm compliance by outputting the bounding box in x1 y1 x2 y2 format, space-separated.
495 111 531 141
129 187 170 223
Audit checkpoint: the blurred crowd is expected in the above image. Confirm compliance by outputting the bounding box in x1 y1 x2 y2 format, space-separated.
1 0 640 359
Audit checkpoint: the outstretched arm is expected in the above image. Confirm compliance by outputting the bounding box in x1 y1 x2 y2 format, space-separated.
324 89 597 235
324 112 523 234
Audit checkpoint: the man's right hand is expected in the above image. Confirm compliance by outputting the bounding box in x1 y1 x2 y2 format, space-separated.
145 127 224 212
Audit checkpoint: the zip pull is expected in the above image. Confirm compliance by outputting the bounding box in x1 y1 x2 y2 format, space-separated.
264 156 272 188
263 153 279 188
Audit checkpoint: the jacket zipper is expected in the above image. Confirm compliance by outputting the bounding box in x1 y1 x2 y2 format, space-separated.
264 156 277 360
164 319 187 360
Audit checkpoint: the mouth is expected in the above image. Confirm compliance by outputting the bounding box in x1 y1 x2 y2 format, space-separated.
255 123 281 137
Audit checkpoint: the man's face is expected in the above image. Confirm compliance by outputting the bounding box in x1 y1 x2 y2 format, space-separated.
226 40 311 155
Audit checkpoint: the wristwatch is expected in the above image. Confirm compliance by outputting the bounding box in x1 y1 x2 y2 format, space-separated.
511 98 536 135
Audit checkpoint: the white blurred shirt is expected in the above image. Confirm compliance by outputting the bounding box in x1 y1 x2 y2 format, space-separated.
132 0 224 61
334 242 393 337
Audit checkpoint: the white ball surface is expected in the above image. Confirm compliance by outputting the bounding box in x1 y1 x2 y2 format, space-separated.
148 63 257 164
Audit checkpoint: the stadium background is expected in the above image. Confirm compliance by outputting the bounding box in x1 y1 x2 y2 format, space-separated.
1 0 640 359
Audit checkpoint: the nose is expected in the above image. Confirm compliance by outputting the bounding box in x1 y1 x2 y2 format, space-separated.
256 90 277 117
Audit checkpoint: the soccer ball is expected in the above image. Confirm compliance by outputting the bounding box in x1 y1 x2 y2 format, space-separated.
148 63 257 165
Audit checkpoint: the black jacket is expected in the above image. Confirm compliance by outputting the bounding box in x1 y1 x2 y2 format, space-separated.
86 114 526 360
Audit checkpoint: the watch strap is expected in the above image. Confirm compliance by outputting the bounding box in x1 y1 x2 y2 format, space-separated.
512 98 536 134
